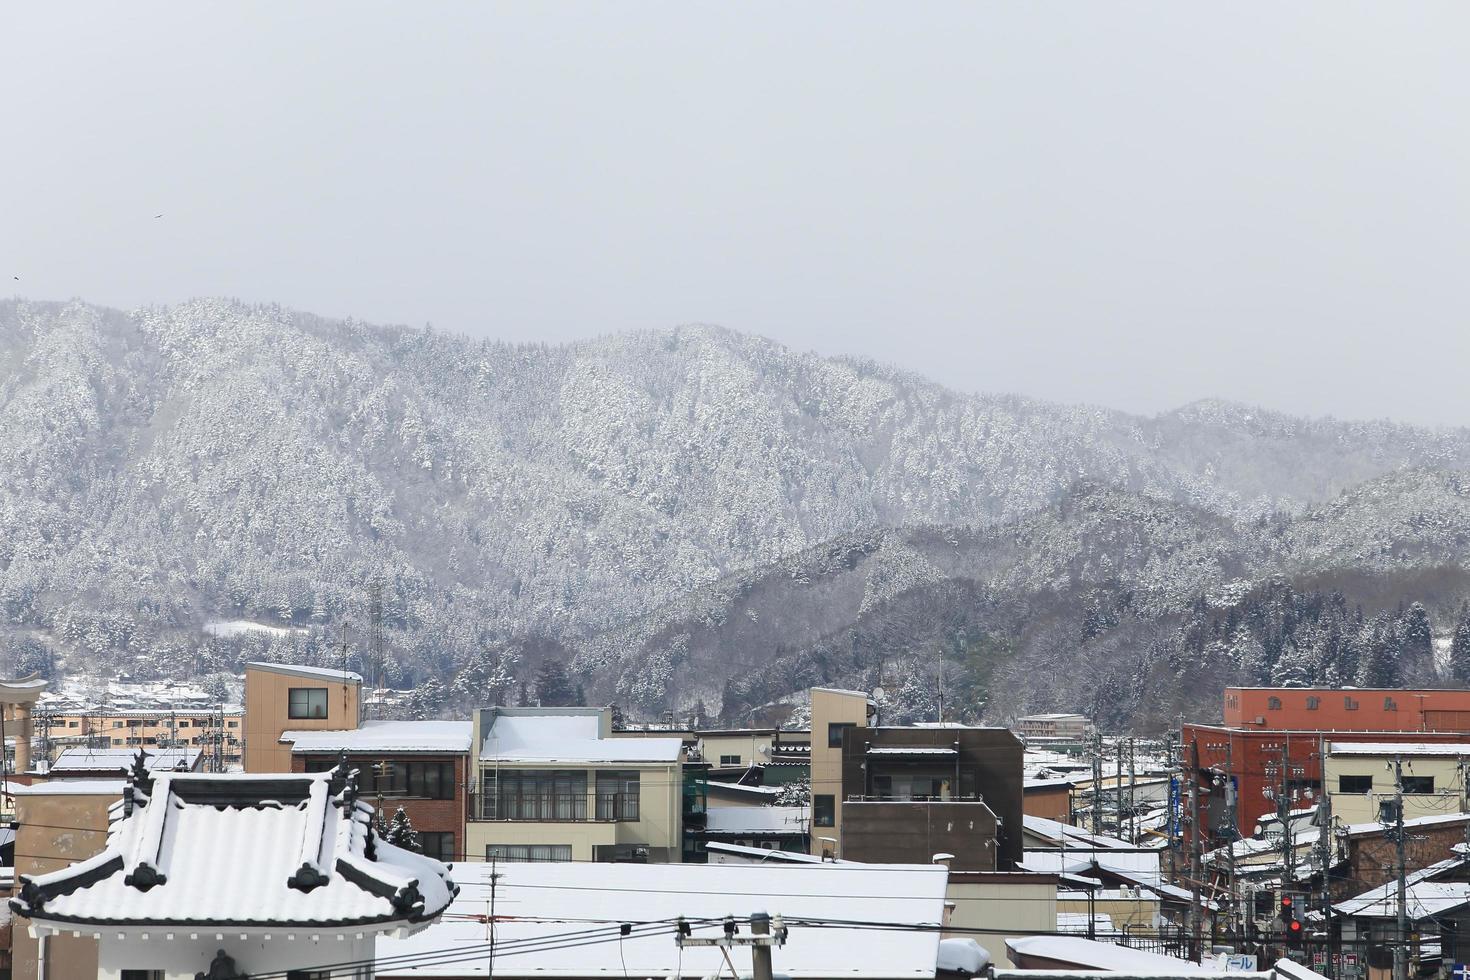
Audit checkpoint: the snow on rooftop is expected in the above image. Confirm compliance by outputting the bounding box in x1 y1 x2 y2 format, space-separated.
284 720 472 754
376 860 949 977
245 661 363 683
11 769 455 930
1005 935 1213 974
1343 811 1470 837
50 747 200 773
867 746 959 755
10 779 129 796
1329 741 1470 756
1023 815 1133 851
482 712 682 763
704 806 810 836
1334 857 1468 917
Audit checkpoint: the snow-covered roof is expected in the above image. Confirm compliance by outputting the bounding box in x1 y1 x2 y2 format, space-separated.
284 720 473 754
481 711 682 763
868 746 959 756
703 806 809 836
1005 935 1214 974
938 938 990 975
10 779 129 797
1343 811 1470 838
1329 741 1470 756
1023 815 1133 850
707 780 784 797
703 842 835 864
245 661 364 683
1334 857 1469 918
49 747 200 774
376 860 949 978
11 766 456 930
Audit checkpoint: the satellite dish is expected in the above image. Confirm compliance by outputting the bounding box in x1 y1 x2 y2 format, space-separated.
872 687 886 700
757 744 771 760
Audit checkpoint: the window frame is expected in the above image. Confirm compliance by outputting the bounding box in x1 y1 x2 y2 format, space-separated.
813 793 835 827
288 687 329 720
1338 774 1373 794
827 722 857 749
1402 775 1435 795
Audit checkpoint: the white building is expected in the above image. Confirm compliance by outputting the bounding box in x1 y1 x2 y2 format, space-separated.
9 762 456 979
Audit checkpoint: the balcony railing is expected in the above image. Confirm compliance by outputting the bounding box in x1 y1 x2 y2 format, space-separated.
473 792 640 823
846 793 987 803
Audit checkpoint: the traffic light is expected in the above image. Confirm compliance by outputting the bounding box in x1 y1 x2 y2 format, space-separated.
1279 893 1304 948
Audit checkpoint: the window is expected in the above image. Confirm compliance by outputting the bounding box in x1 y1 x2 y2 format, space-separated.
814 794 835 827
1339 775 1373 794
286 972 331 980
178 720 190 729
1402 776 1435 794
828 722 857 748
315 760 456 799
487 844 572 862
1306 697 1320 710
596 771 641 821
483 770 588 820
112 738 123 746
419 832 457 863
288 688 329 720
1384 697 1398 711
1267 697 1282 711
719 754 742 766
228 720 239 727
1345 696 1359 711
67 721 79 728
122 971 164 980
113 721 123 728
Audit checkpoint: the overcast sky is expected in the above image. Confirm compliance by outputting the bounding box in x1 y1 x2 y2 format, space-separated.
4 4 1467 425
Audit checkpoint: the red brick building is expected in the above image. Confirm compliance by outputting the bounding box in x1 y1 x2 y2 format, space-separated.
284 719 472 864
1222 686 1470 732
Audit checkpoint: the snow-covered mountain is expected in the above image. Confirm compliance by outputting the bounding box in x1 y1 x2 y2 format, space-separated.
3 298 1468 725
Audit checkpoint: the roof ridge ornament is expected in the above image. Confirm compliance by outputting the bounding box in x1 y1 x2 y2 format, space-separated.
129 748 155 796
194 948 247 979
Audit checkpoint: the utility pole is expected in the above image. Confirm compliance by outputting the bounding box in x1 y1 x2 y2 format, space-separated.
1392 755 1408 980
1317 740 1340 975
1224 736 1238 941
678 913 786 980
751 912 775 980
1115 740 1124 839
1092 730 1104 836
1167 725 1179 884
1128 737 1137 844
1279 742 1294 891
1189 738 1203 963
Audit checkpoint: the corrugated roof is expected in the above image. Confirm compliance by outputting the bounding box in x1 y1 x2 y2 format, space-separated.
703 806 809 836
50 748 200 774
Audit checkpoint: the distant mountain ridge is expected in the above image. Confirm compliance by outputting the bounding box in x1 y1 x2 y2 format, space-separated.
2 297 1468 724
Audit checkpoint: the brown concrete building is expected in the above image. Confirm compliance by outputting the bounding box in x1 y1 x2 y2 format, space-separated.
6 780 118 979
284 719 473 863
1335 812 1470 902
838 724 1024 871
1022 777 1073 822
243 661 362 772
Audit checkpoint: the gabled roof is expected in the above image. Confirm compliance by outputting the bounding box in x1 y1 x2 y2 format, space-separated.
10 765 456 930
1006 935 1213 974
1334 856 1470 918
284 720 472 754
246 661 363 684
702 806 809 836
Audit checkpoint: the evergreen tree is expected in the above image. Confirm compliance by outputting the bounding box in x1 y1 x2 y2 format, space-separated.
1450 605 1470 684
386 805 422 853
533 659 576 706
1357 618 1401 688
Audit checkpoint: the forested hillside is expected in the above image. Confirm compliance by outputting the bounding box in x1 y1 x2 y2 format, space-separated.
3 298 1469 728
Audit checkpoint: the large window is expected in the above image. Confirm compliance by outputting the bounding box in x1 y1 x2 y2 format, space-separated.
303 758 457 800
1339 775 1373 794
288 687 329 720
484 770 588 821
719 754 742 766
1402 776 1435 794
419 832 457 863
814 794 835 827
595 771 641 821
828 722 856 748
488 844 572 862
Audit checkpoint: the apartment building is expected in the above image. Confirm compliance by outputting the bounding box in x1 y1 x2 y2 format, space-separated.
1014 714 1091 740
284 719 473 863
1224 686 1470 731
468 707 686 863
242 661 361 772
1324 740 1470 827
37 707 243 770
808 687 875 858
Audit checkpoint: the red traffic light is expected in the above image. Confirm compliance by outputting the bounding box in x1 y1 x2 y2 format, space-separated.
1281 896 1293 908
1288 919 1303 933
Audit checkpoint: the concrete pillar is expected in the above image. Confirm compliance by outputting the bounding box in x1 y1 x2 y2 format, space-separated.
14 703 31 774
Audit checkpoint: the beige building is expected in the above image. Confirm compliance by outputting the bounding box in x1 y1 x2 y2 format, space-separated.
1014 714 1091 740
243 661 362 772
695 728 808 772
1057 886 1162 932
1325 741 1470 827
468 707 686 863
7 780 119 979
39 707 243 770
808 687 873 858
946 870 1058 968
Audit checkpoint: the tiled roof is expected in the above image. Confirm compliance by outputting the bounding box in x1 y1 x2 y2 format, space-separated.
10 766 456 929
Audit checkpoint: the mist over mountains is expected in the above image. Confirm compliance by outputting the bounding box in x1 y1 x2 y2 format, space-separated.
3 298 1469 729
